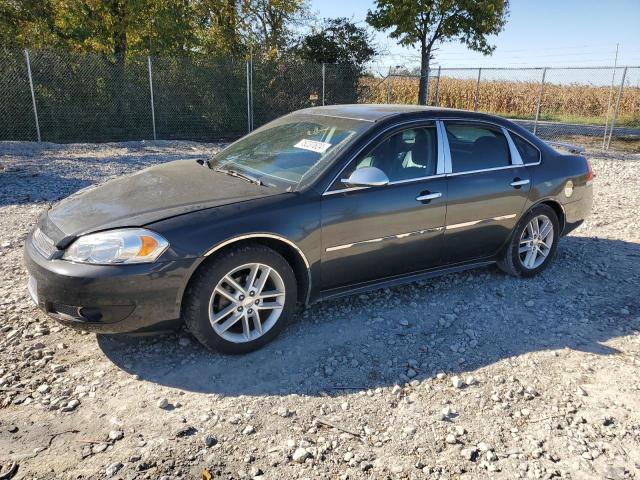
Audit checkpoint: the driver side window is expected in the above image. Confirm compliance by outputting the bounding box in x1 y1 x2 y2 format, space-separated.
330 125 438 190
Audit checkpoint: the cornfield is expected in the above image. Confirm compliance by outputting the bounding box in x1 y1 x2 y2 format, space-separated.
360 76 640 127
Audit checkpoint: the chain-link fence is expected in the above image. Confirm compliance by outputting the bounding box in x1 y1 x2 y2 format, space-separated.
151 56 247 141
0 50 37 141
0 49 362 144
1 48 638 150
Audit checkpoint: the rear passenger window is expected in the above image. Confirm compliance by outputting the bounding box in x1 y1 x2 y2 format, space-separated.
445 123 511 173
512 134 541 164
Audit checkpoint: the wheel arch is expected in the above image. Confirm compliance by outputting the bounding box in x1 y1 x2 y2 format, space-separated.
532 199 566 234
498 198 566 259
180 234 312 315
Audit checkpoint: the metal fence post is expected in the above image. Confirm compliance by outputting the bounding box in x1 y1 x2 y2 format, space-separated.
606 66 627 150
473 68 482 111
602 45 620 149
433 66 441 106
425 66 430 105
250 56 254 131
246 61 251 133
321 63 326 106
147 56 157 141
24 49 41 142
533 67 547 135
386 67 392 104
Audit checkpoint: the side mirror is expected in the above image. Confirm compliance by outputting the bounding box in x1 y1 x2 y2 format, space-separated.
341 166 389 188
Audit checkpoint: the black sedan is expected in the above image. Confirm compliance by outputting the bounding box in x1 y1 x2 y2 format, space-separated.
25 105 593 353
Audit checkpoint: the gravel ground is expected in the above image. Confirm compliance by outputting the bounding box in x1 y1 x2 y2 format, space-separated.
0 140 639 480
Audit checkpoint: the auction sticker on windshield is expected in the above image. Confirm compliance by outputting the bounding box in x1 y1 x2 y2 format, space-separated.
294 139 332 153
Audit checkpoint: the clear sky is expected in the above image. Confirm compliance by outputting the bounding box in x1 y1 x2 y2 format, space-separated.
308 0 640 69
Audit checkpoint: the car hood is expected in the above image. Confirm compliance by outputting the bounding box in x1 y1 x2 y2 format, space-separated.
42 160 283 246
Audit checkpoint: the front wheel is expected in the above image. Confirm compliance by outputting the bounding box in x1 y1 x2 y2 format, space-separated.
183 244 297 354
497 205 560 277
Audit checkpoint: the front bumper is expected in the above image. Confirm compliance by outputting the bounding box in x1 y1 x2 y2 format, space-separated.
24 232 196 334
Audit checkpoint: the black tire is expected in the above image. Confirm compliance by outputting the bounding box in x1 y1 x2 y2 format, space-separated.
183 244 297 354
497 205 560 278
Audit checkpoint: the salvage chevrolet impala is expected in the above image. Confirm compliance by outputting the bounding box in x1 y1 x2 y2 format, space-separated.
25 105 593 353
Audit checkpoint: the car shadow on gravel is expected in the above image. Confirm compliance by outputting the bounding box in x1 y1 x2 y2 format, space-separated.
0 170 92 206
0 141 222 206
97 235 639 397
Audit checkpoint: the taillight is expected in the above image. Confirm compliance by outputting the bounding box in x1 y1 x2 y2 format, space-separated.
585 158 594 183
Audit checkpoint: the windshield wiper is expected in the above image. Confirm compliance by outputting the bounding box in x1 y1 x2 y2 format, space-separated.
214 167 263 186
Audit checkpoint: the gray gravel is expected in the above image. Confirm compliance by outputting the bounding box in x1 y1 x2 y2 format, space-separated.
0 140 639 479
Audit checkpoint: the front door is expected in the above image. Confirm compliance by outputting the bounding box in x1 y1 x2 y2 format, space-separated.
442 121 531 264
320 124 447 290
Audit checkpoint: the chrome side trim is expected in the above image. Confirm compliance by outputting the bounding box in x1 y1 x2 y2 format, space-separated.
204 234 312 303
388 173 446 186
493 213 518 221
446 164 523 177
324 173 447 195
446 219 484 230
445 213 517 230
324 211 519 281
324 185 370 195
325 226 444 252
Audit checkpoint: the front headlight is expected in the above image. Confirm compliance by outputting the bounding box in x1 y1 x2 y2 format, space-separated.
62 228 169 264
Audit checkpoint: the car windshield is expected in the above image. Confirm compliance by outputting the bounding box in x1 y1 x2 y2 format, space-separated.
208 113 370 188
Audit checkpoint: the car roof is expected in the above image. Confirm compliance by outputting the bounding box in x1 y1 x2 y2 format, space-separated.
297 104 472 122
289 104 551 158
290 104 548 152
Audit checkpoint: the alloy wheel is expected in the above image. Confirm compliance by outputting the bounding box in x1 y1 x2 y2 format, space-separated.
518 214 554 270
208 263 286 343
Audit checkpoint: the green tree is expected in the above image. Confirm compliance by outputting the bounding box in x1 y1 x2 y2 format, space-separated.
0 0 200 58
0 0 61 49
194 0 246 57
0 0 308 59
294 17 377 67
367 0 509 105
241 0 308 58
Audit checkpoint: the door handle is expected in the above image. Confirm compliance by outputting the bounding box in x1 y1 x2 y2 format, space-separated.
416 192 442 202
510 178 530 187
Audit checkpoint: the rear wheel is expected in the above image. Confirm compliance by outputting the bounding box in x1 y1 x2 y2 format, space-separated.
183 244 297 353
497 205 559 277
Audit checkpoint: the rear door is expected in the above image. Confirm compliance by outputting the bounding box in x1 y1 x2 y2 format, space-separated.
320 123 447 289
443 121 531 264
